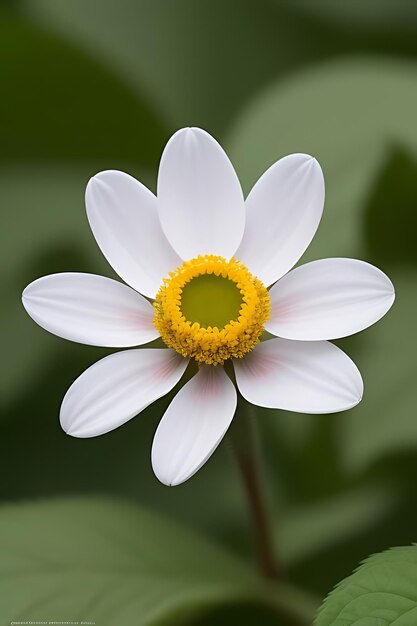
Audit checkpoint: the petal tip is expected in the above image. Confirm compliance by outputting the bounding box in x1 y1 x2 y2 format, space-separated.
302 153 317 162
85 175 104 208
157 475 179 488
151 449 175 487
352 377 364 408
350 394 363 411
172 126 209 146
152 464 174 487
21 288 29 305
154 471 185 488
60 421 71 436
374 267 396 314
387 279 396 301
308 155 323 176
21 284 36 311
354 386 364 405
60 405 79 438
298 154 323 179
292 152 320 167
86 170 125 198
86 173 105 195
61 421 85 439
169 127 217 151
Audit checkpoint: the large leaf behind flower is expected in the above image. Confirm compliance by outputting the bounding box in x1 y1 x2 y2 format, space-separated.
1 165 114 405
0 7 166 168
21 0 335 133
20 0 417 138
364 147 417 269
339 272 417 471
278 484 400 566
315 545 417 625
281 0 417 38
226 58 417 264
0 498 317 625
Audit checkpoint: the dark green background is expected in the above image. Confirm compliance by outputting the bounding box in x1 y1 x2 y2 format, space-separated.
1 1 417 624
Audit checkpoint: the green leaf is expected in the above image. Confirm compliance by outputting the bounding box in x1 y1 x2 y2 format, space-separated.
365 147 417 269
339 272 417 471
22 0 332 132
1 165 110 404
226 58 417 263
0 498 317 625
281 0 417 38
279 484 400 566
0 7 166 168
315 545 417 625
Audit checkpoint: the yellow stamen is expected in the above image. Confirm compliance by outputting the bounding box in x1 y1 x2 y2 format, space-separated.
154 255 270 365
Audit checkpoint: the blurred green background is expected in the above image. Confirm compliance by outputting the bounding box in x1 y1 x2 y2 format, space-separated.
1 1 417 624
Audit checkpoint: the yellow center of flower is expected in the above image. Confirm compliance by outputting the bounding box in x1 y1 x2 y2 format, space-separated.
153 255 270 365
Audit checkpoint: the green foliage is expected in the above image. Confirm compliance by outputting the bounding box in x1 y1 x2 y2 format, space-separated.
282 0 417 37
227 58 417 263
0 498 316 625
21 0 326 132
279 485 400 566
0 7 166 168
365 147 417 269
340 272 417 471
1 166 109 404
315 545 417 625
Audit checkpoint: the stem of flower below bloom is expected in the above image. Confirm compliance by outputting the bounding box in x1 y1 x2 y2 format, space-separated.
227 397 319 626
227 397 280 580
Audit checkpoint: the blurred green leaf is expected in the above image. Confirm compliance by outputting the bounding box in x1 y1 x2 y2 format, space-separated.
1 165 109 404
0 164 126 283
188 602 290 626
282 0 417 37
21 0 334 133
279 484 400 566
339 272 417 471
0 7 166 168
0 498 317 625
315 545 417 625
365 146 417 268
226 58 417 263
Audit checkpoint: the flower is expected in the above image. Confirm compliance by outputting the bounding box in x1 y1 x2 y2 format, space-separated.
22 127 395 486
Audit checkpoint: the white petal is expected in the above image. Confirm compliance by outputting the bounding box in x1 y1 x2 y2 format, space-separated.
60 349 188 437
86 170 181 298
266 258 395 341
157 127 245 260
22 273 159 347
234 338 363 414
151 365 237 486
236 154 325 286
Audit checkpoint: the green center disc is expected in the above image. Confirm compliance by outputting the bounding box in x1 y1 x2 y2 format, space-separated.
180 274 242 329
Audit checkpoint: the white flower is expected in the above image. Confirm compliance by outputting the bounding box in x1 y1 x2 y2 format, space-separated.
22 127 395 486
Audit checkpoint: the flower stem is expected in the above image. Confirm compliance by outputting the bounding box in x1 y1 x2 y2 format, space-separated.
228 397 280 580
227 397 319 625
